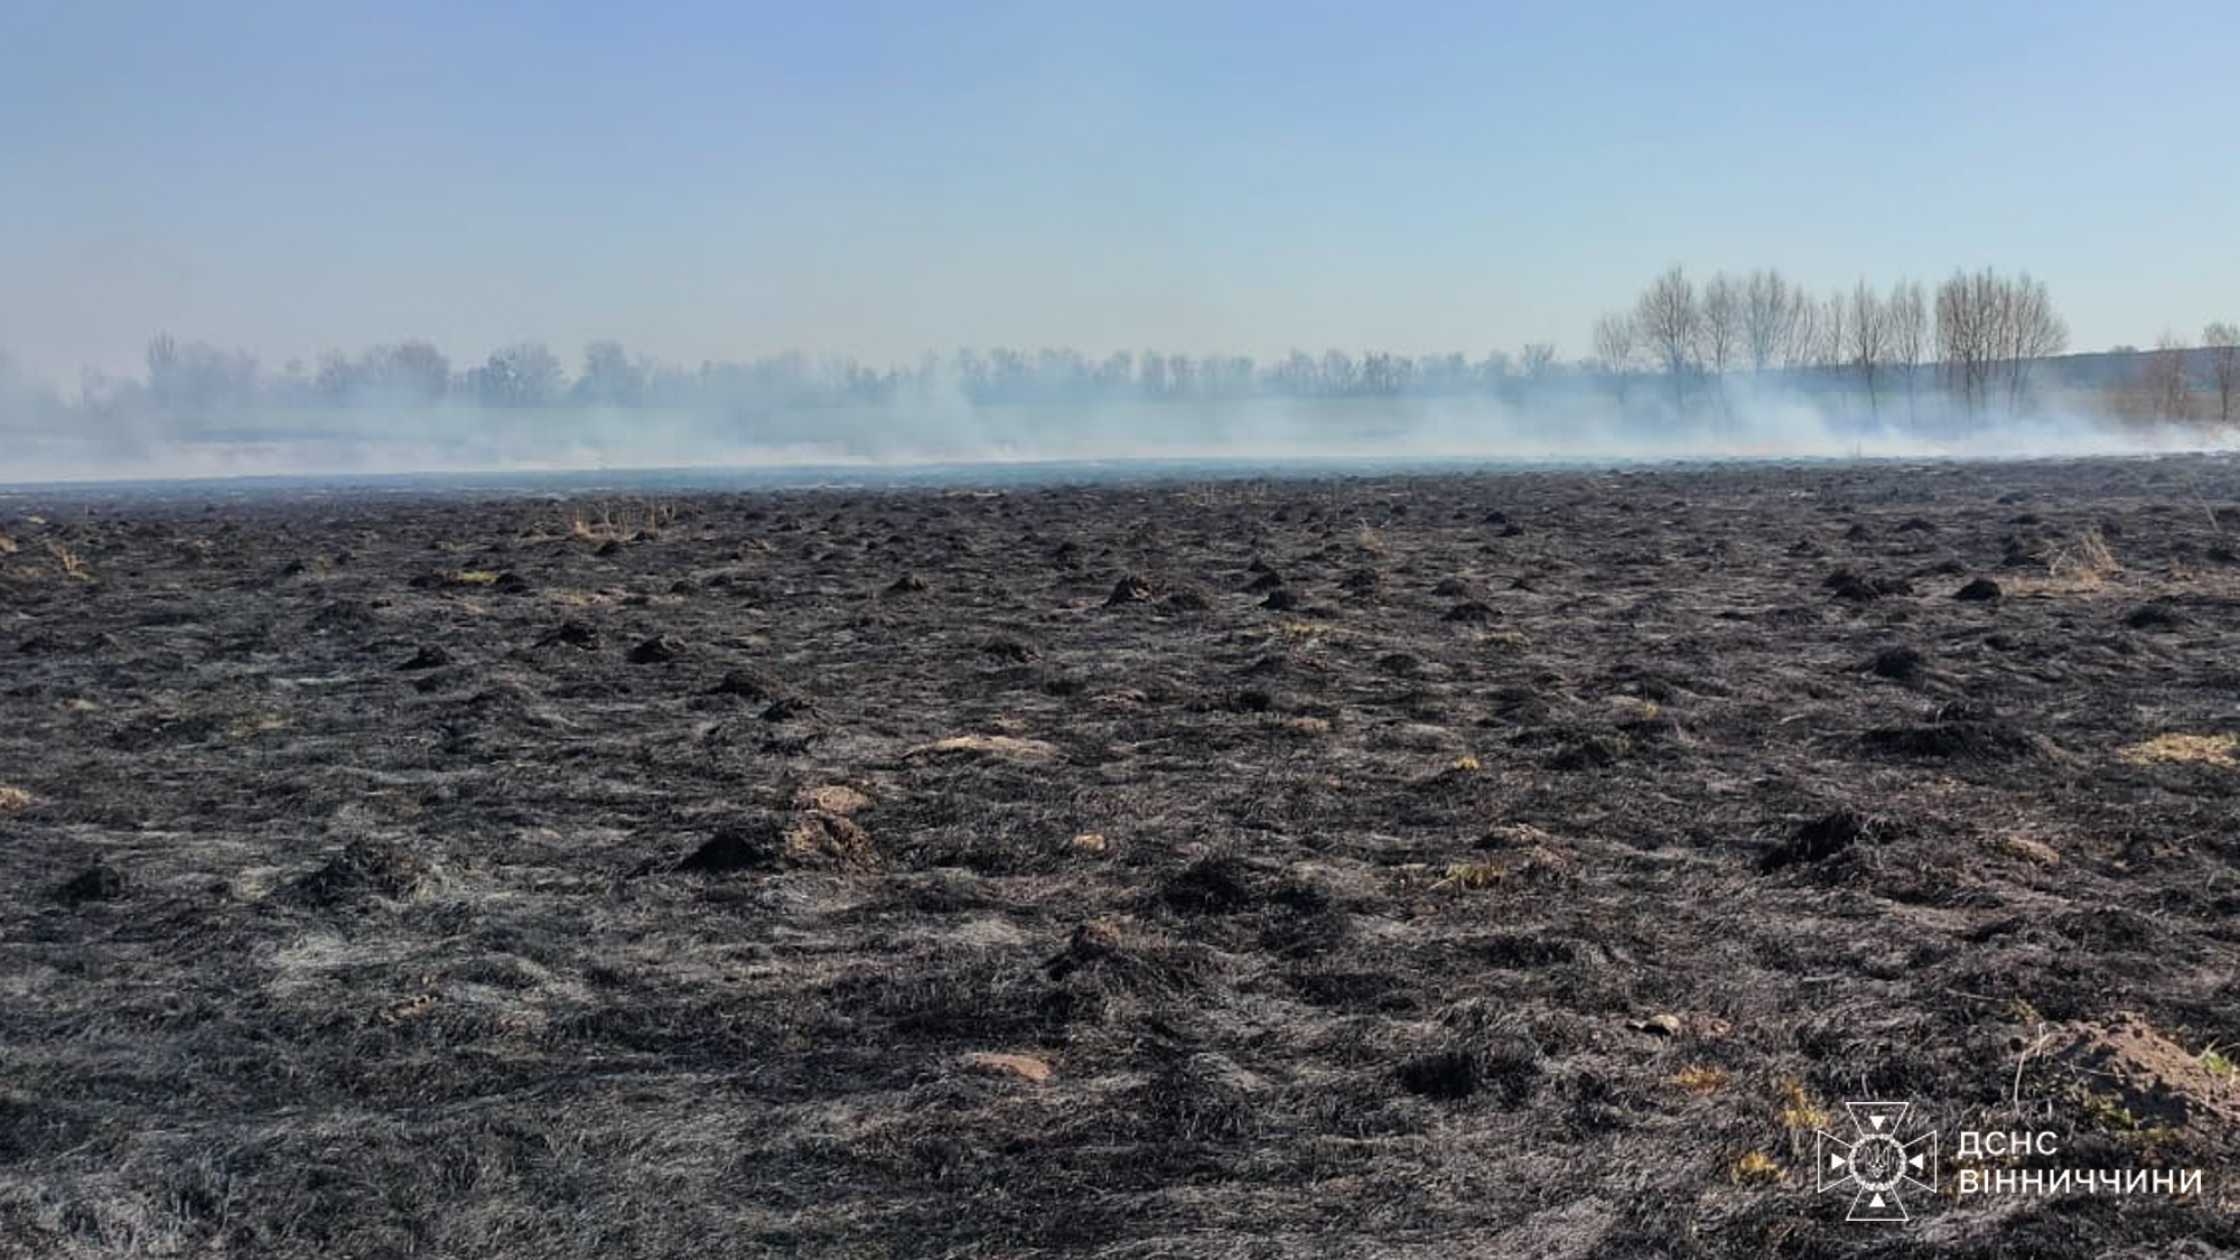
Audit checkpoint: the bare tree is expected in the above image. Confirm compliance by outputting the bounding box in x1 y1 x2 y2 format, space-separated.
1847 280 1890 414
1695 274 1743 422
1635 265 1701 408
2204 321 2239 424
1935 268 2065 413
1741 269 1802 374
1698 273 1740 377
1520 344 1558 379
1785 293 1820 371
1887 280 1927 420
2143 333 2192 420
2002 272 2067 409
1936 270 1991 409
1818 291 1848 371
1593 312 1639 404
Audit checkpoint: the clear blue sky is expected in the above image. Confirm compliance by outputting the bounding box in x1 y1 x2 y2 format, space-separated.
4 0 2236 385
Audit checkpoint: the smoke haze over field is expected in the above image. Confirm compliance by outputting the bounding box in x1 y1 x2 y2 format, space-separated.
5 380 2234 487
4 2 2239 481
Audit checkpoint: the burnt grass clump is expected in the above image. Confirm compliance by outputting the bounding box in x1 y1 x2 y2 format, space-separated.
2 456 2238 1256
1862 699 2041 761
1758 809 1892 873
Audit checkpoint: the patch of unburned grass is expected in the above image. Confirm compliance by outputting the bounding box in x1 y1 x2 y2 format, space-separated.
568 500 676 543
44 540 91 581
2049 527 2121 587
1608 695 1661 721
0 785 32 813
1777 1079 1829 1132
1431 861 1505 891
1730 1151 1781 1184
2118 733 2237 767
1670 1065 1729 1095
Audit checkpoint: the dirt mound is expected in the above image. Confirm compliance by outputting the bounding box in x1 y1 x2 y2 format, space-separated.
628 635 685 664
1758 809 1890 872
979 636 1035 663
707 667 785 700
307 599 377 632
1106 575 1155 606
1398 1013 1541 1104
1545 733 1627 771
760 695 817 722
52 861 126 905
293 838 431 906
674 824 775 874
1244 570 1285 593
1163 587 1212 611
1160 855 1258 915
1867 645 1925 681
885 572 929 595
398 645 452 671
1862 700 2041 761
2047 1013 2240 1131
2125 603 2186 631
674 808 874 873
537 620 600 650
1260 588 1301 611
1824 567 1914 602
1954 577 2003 602
1443 600 1497 624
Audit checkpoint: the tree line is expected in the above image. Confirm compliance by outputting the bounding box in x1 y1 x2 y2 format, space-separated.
8 268 2236 426
1592 266 2077 415
57 338 1582 419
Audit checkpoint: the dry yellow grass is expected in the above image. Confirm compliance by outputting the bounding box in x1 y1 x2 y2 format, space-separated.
227 713 291 740
906 734 1061 761
1670 1065 1729 1095
450 569 501 585
1432 861 1505 891
0 786 32 813
1992 834 2063 865
1777 1079 1829 1132
2118 733 2237 767
1730 1152 1782 1184
2047 526 2121 588
0 531 17 555
45 540 91 581
568 500 676 543
1450 754 1482 772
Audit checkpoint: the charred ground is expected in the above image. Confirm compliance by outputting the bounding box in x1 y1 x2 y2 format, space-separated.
3 456 2238 1256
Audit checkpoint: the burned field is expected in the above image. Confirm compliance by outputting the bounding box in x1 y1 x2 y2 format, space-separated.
4 456 2240 1257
